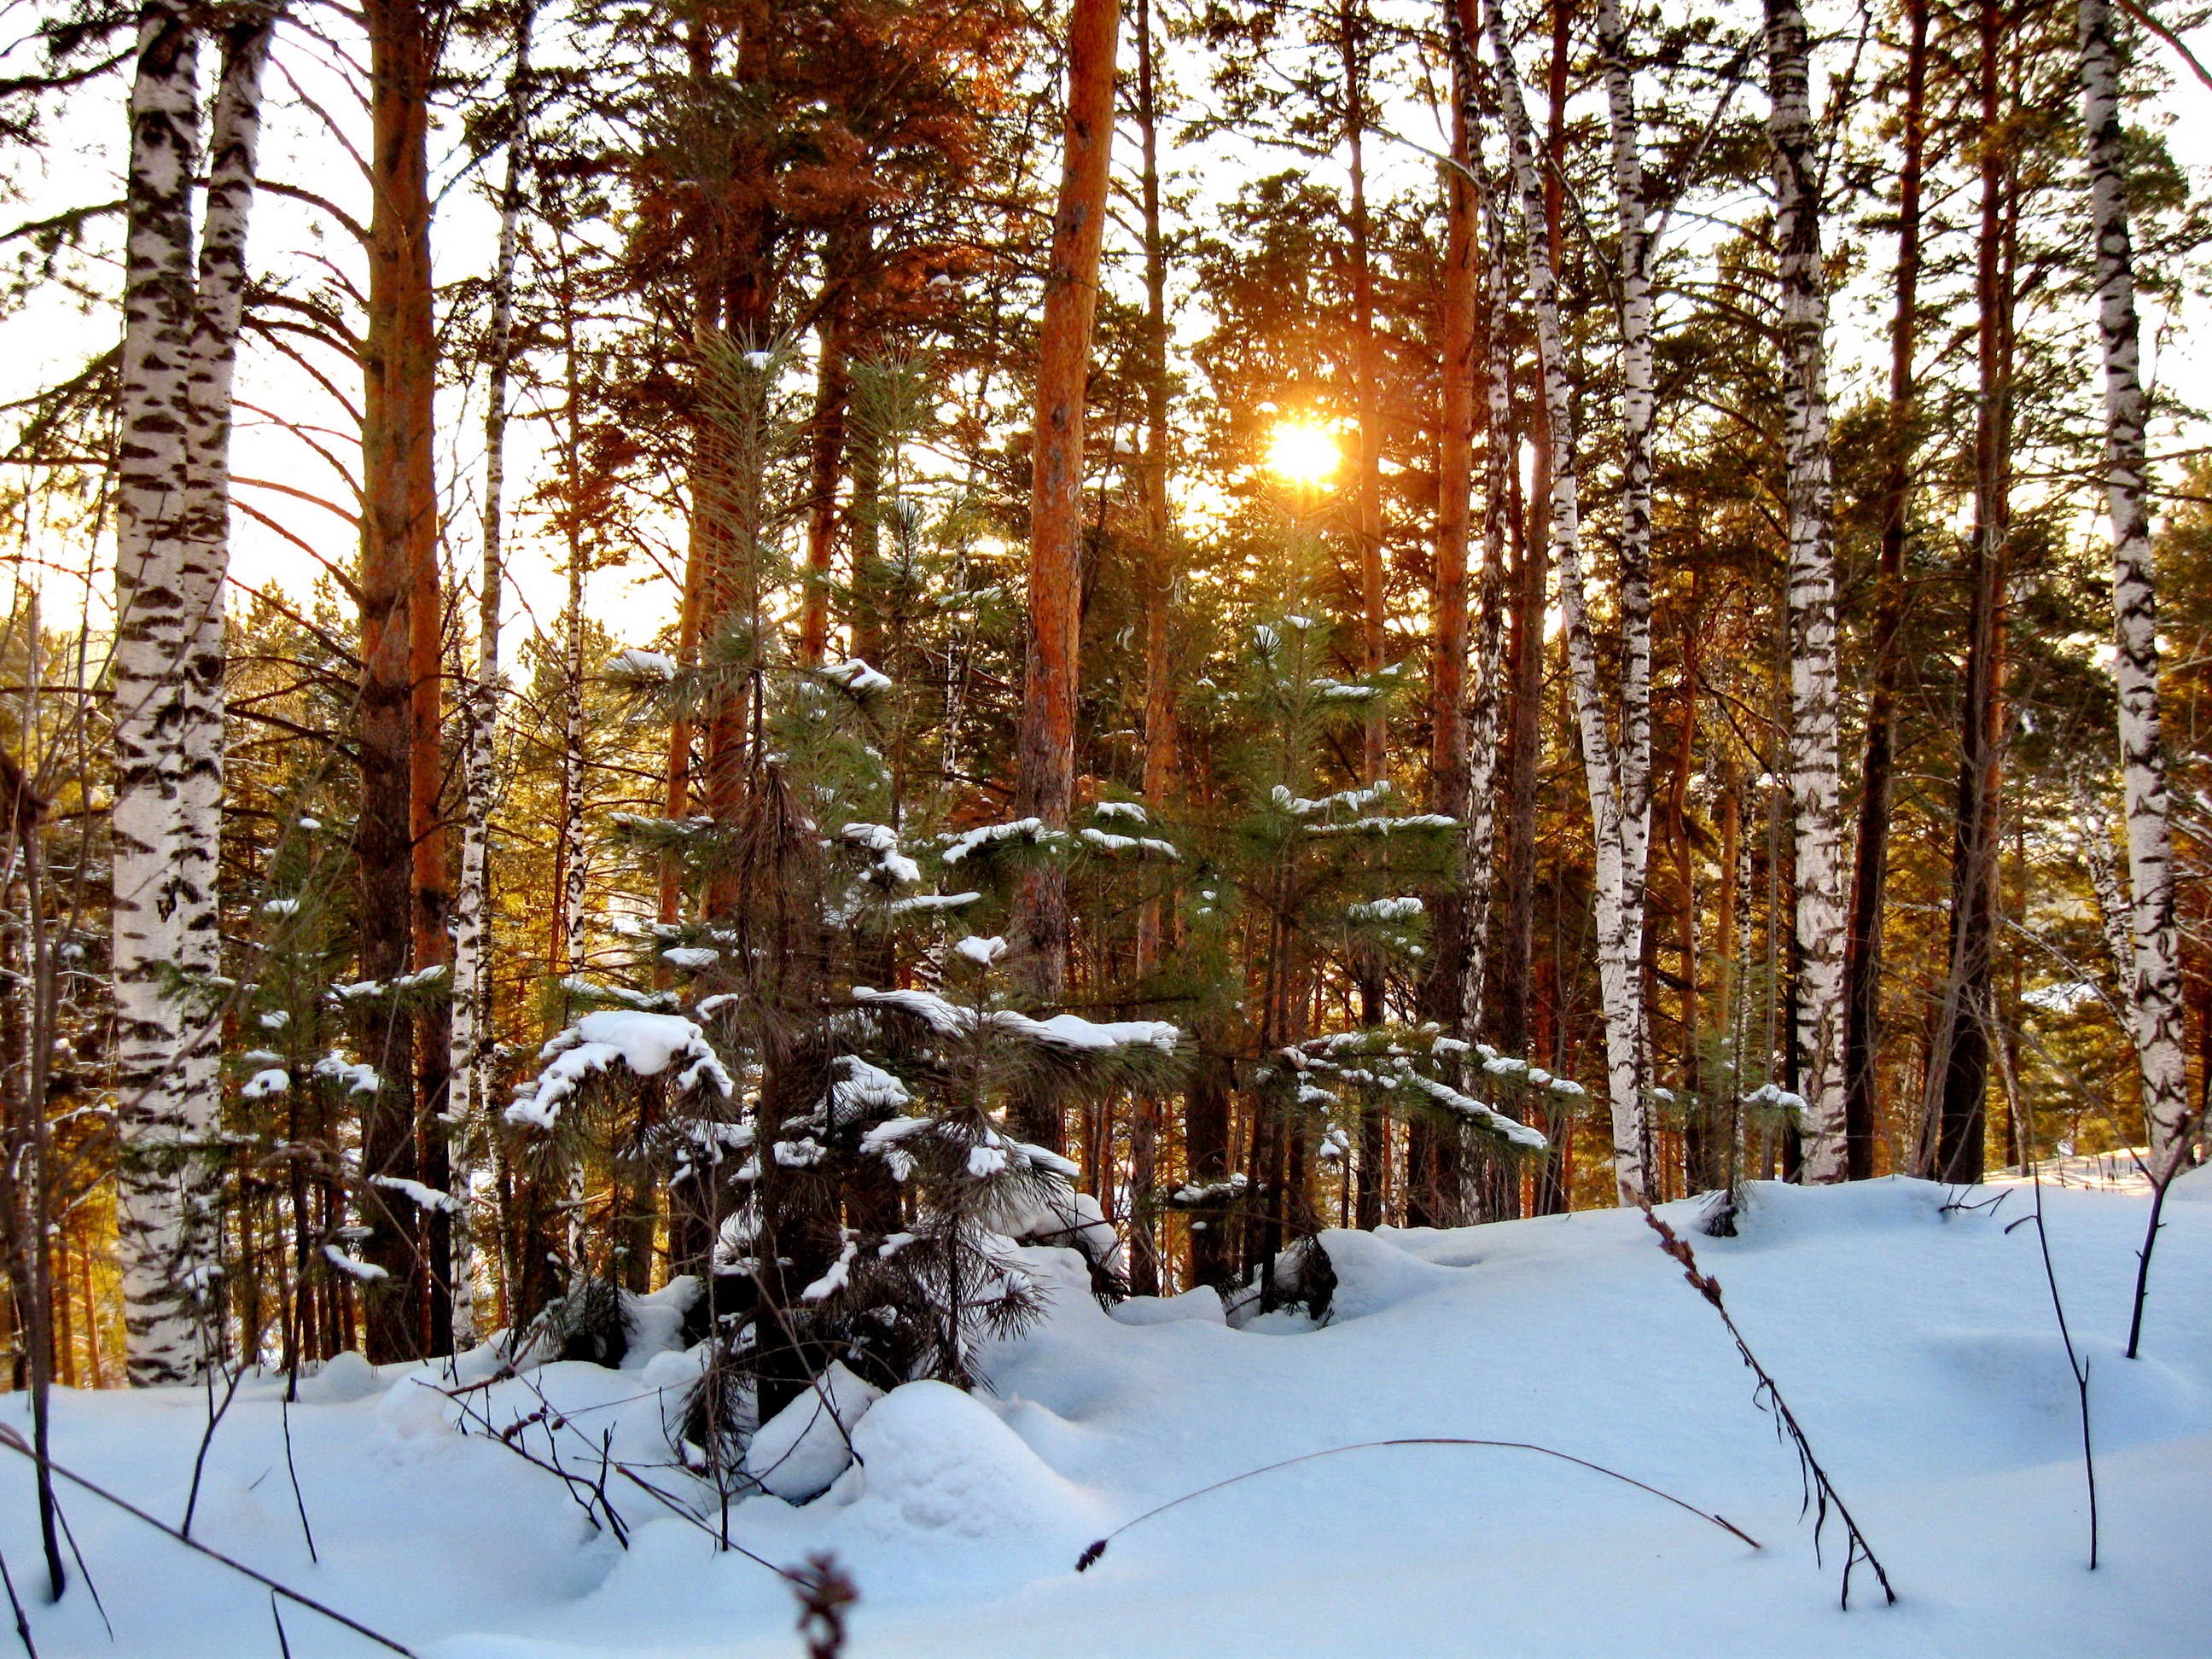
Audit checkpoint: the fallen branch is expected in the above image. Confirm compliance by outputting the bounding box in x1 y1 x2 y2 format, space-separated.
0 1426 418 1657
1073 1435 1761 1572
1641 1205 1897 1608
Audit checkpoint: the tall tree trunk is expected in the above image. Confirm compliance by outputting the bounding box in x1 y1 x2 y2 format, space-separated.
1765 0 1847 1183
176 2 275 1149
1929 0 2011 1185
1496 0 1566 1096
358 0 438 1359
1421 0 1478 1225
1008 0 1121 1149
799 224 863 669
1842 0 1926 1182
1487 0 1650 1202
1344 0 1385 790
1130 0 1173 1294
2081 0 2192 1173
1596 0 1656 1186
449 0 533 1348
114 0 214 1387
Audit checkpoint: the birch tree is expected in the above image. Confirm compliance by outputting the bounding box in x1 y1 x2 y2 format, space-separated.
175 3 276 1129
1487 0 1652 1202
448 0 534 1348
1766 0 1847 1182
2080 0 2192 1173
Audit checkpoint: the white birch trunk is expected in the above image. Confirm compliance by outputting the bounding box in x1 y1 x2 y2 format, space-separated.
174 2 276 1155
2081 0 2192 1176
113 0 211 1385
1766 0 1848 1181
558 538 589 981
1597 0 1656 1028
1485 0 1650 1202
1458 137 1513 1041
447 2 533 1349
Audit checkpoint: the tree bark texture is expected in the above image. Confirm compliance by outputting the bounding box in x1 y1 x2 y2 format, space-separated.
449 0 533 1348
1488 0 1651 1202
358 0 438 1360
2081 0 2192 1173
1842 0 1926 1181
114 0 213 1387
1766 0 1848 1182
1009 0 1121 1148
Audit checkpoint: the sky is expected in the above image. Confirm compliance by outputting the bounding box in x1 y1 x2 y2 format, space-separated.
6 3 2212 672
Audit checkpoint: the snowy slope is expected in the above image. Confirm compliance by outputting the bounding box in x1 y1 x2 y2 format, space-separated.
4 1178 2209 1657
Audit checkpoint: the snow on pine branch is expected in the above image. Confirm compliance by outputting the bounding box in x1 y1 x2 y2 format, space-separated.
1079 827 1180 859
852 986 1179 1054
941 817 1066 865
509 1010 735 1129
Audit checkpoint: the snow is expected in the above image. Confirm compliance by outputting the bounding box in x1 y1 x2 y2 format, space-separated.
371 1174 460 1213
609 648 677 681
1078 828 1179 859
743 1363 883 1503
509 1011 735 1129
852 987 1180 1054
822 658 894 696
940 818 1053 864
9 1179 2212 1656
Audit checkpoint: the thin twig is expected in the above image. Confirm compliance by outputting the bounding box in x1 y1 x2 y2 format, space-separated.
1073 1436 1761 1571
0 1538 37 1659
1641 1207 1897 1608
183 1359 253 1538
279 1394 317 1563
2007 1171 2098 1569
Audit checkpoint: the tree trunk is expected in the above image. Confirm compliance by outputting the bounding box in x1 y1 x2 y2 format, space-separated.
1765 0 1847 1183
176 1 275 1155
449 2 533 1348
1008 0 1121 1149
358 0 438 1359
114 0 214 1387
1842 0 1925 1182
1929 0 2012 1185
2081 0 2192 1173
1130 0 1173 1292
1487 0 1650 1202
799 224 863 669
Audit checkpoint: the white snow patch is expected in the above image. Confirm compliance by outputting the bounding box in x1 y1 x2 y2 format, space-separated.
743 1362 884 1503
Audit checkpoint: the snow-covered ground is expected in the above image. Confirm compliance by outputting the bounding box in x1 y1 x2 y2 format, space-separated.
7 1173 2211 1657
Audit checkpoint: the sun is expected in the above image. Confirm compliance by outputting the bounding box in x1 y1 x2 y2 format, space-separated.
1265 419 1339 486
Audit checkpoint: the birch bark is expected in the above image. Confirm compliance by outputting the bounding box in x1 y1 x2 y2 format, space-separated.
1487 0 1650 1202
175 4 275 1131
447 1 533 1348
2081 0 2192 1172
114 0 212 1386
1766 0 1848 1181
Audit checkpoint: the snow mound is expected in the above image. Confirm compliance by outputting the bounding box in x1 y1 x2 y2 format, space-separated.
620 1275 700 1366
842 1380 1098 1545
2168 1161 2212 1203
1109 1287 1228 1327
1315 1228 1467 1322
744 1362 883 1503
297 1348 381 1404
